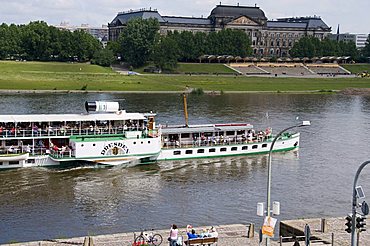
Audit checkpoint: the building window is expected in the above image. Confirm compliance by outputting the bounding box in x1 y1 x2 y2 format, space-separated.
271 41 274 46
252 40 256 45
277 41 280 47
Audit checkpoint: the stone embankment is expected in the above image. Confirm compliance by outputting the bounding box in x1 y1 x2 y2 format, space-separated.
4 218 370 246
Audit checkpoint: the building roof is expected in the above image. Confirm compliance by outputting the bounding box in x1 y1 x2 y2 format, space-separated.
267 21 307 29
276 17 331 31
110 10 165 26
162 16 211 25
209 5 267 21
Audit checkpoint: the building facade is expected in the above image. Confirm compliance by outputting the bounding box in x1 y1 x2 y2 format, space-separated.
55 22 109 46
329 33 369 49
108 5 332 57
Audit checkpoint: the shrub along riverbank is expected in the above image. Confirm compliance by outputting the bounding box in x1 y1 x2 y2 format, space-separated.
0 61 370 93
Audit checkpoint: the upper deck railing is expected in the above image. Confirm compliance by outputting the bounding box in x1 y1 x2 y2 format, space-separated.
0 126 148 139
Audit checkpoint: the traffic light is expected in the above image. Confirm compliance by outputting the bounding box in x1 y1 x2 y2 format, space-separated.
345 214 353 233
356 215 366 232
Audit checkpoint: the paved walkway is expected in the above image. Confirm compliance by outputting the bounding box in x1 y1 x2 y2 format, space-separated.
1 224 263 246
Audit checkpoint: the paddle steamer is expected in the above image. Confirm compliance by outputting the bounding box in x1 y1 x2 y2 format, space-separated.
0 99 302 169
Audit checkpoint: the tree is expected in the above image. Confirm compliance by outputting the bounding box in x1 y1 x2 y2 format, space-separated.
118 18 160 67
72 30 102 62
153 36 179 71
291 36 322 58
91 48 115 67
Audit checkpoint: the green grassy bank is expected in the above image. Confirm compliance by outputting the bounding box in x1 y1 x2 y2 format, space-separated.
0 61 369 92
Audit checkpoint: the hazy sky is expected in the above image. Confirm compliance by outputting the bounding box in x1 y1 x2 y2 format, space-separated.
0 0 369 34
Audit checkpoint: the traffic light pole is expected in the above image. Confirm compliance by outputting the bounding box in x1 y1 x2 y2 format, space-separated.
351 160 370 246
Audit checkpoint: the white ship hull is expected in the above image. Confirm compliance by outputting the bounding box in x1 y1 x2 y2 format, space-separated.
158 133 300 161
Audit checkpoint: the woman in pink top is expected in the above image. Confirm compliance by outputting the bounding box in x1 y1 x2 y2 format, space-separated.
169 224 178 246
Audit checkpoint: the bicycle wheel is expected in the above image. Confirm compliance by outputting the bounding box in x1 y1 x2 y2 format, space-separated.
151 234 163 245
134 235 146 244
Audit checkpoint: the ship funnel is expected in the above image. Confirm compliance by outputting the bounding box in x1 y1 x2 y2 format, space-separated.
85 101 119 113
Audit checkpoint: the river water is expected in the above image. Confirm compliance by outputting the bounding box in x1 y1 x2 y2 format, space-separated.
0 92 370 243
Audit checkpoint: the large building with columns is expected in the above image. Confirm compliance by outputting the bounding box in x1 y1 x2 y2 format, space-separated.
108 4 331 57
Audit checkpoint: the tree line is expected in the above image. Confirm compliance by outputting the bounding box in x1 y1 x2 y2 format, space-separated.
0 21 108 62
290 36 370 62
114 18 252 70
0 19 369 69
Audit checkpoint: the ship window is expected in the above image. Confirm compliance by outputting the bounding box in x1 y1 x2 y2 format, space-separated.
231 147 238 151
93 144 96 146
242 146 248 150
186 150 193 154
226 131 235 136
181 133 190 138
209 148 216 153
9 161 19 165
220 147 227 152
134 142 136 144
141 141 143 144
81 144 84 147
252 145 258 149
174 151 181 155
27 159 35 163
262 144 268 148
148 141 151 144
0 162 2 165
197 149 205 153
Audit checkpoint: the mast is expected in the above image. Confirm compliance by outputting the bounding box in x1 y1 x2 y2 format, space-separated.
183 93 189 127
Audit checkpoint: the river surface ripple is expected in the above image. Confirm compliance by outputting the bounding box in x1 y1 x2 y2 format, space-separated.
0 93 369 243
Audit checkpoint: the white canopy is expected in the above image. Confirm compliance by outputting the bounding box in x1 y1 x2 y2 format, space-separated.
0 111 146 123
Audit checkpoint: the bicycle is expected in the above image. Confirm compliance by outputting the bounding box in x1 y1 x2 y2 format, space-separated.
134 229 163 245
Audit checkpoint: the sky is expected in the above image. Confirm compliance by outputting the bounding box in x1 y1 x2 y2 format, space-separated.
0 0 369 34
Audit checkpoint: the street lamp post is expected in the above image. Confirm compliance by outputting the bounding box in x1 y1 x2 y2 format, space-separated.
350 160 370 246
265 121 311 246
